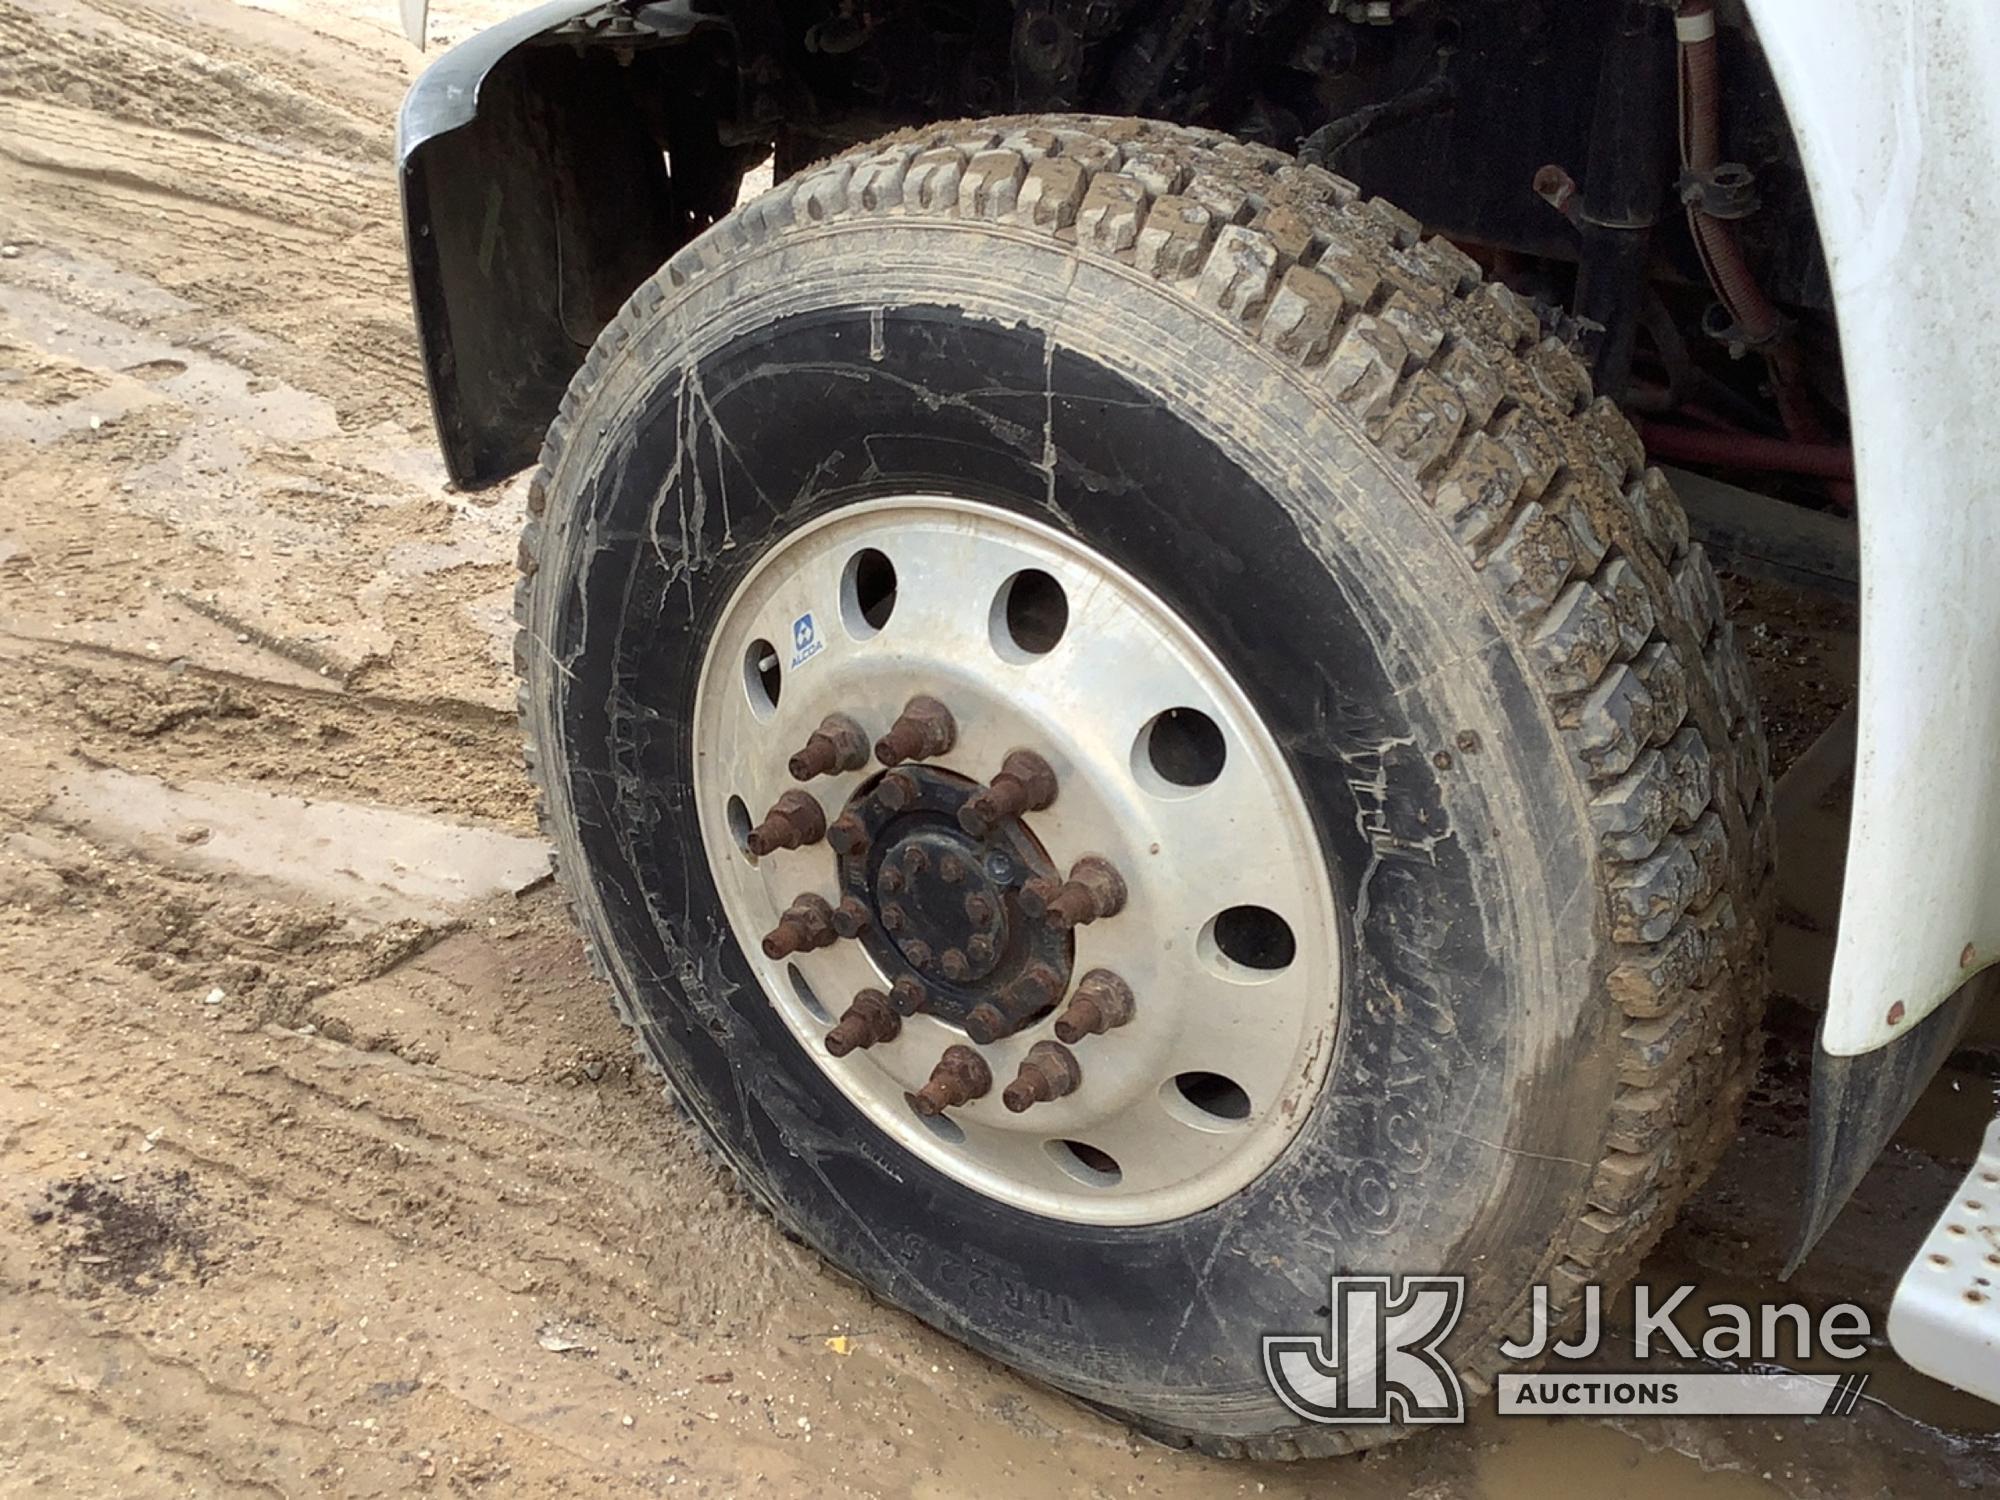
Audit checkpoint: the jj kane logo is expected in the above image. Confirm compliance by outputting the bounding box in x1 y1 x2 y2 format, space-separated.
1264 1275 1873 1424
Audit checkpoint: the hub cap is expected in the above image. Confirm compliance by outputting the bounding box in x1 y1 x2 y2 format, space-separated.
693 498 1341 1224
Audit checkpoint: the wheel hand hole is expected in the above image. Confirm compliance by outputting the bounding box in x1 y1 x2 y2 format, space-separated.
1046 1139 1121 1186
992 568 1068 660
842 547 897 637
1134 706 1226 792
744 637 781 718
1171 1071 1252 1123
787 963 831 1023
726 795 755 861
1203 905 1296 975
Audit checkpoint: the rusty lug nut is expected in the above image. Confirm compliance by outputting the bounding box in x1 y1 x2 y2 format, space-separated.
907 1044 992 1116
760 893 838 959
939 853 968 886
963 892 996 926
1053 968 1136 1043
880 902 907 933
874 769 920 813
826 811 871 856
1000 962 1062 1018
965 931 998 966
830 896 872 939
825 988 900 1057
939 948 971 981
902 938 934 970
889 975 932 1016
900 844 931 878
958 749 1058 835
879 863 906 895
788 713 870 781
1003 1040 1083 1113
875 695 957 767
1022 856 1127 930
745 790 827 856
963 1002 1011 1045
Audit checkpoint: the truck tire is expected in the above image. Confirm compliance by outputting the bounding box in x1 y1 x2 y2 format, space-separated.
513 115 1773 1457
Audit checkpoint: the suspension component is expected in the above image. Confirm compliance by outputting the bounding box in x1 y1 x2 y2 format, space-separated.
745 790 826 856
958 749 1058 835
788 713 871 781
760 893 839 959
825 988 900 1056
1053 969 1136 1043
874 695 957 767
1020 856 1127 930
907 1045 992 1116
829 895 872 939
1003 1040 1083 1113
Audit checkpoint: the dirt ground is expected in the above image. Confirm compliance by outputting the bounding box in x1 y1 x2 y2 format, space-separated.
1 3 1996 1496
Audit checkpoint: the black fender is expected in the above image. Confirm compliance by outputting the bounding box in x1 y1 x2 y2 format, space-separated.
398 1 736 488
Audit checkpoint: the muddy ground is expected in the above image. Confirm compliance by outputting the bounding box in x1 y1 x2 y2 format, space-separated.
0 3 1996 1496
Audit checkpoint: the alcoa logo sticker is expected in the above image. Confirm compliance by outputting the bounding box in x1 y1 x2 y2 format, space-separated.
1263 1275 1875 1422
790 611 825 670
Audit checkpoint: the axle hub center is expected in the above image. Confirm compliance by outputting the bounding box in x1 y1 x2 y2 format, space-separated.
834 764 1070 1033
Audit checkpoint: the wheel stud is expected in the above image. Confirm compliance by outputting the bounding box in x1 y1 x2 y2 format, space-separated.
1020 856 1127 930
760 893 838 959
889 975 932 1015
939 947 971 981
1002 1040 1082 1113
827 810 871 856
745 790 826 856
830 895 872 939
788 713 870 781
965 963 1061 1043
907 1045 991 1116
874 695 956 767
874 769 920 813
1053 969 1136 1043
958 750 1058 835
825 988 900 1057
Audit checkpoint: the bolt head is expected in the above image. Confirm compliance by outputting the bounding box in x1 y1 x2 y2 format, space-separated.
940 948 970 980
903 939 934 969
880 903 906 933
939 853 966 885
879 864 905 895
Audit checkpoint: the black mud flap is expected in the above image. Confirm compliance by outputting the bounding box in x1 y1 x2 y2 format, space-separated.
398 2 733 488
1788 981 1981 1274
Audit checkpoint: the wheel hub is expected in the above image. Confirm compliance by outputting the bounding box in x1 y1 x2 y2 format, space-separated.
839 766 1071 1021
692 497 1343 1225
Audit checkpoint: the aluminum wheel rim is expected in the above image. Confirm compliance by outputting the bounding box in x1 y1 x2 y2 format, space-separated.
692 497 1341 1225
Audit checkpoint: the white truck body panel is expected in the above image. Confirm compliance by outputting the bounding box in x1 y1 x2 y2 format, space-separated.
1747 0 2000 1053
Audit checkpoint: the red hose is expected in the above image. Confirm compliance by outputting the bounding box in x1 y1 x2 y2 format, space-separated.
1677 1 1826 447
1639 421 1854 480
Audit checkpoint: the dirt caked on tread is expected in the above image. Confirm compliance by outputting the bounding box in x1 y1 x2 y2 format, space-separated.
511 114 1773 1458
